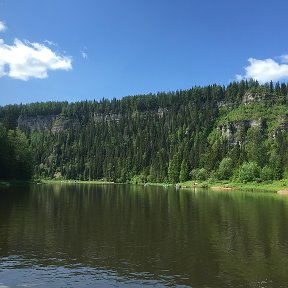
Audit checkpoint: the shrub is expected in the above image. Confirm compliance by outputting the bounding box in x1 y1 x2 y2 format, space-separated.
190 168 209 181
237 162 260 182
260 166 274 181
217 157 233 180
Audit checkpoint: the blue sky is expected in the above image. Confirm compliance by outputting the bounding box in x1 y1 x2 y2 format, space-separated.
0 0 288 105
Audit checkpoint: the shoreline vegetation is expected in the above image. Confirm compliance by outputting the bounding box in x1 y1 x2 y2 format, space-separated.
2 179 288 195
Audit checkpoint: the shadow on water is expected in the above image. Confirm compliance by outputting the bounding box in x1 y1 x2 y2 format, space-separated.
1 184 288 287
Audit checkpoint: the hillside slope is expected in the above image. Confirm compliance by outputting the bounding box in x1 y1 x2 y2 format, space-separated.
1 80 288 183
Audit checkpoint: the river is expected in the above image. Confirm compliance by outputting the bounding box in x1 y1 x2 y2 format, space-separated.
0 183 288 287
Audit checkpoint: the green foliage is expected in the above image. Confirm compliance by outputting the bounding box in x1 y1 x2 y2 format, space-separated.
179 159 189 182
268 146 283 180
237 162 260 183
260 166 274 181
218 104 288 124
131 174 147 184
1 80 288 183
0 125 32 180
217 157 233 180
191 168 209 181
246 127 267 167
168 153 181 183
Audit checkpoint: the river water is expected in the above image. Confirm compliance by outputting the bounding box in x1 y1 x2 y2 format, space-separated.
0 184 288 287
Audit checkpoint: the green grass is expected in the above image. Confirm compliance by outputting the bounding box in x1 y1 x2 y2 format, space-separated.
226 180 288 192
218 103 288 124
39 179 288 193
178 179 288 193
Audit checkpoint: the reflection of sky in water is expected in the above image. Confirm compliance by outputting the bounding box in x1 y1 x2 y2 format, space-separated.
0 256 187 288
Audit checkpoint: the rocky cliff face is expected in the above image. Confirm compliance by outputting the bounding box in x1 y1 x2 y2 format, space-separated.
216 92 275 144
271 115 288 138
218 119 263 145
242 92 265 104
17 107 169 132
93 113 122 123
18 114 57 132
51 115 80 133
17 114 80 133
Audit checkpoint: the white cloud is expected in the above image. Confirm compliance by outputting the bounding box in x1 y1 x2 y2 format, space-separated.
0 21 6 32
0 21 72 81
0 38 72 81
237 55 288 83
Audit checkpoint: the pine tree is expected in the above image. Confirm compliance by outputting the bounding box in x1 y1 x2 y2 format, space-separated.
168 153 181 183
179 159 189 182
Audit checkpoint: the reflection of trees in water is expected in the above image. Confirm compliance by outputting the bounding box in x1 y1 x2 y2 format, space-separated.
1 185 288 287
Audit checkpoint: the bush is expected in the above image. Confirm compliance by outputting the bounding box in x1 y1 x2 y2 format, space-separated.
217 157 233 180
191 168 209 181
237 162 260 182
131 174 147 184
198 181 209 188
260 166 274 181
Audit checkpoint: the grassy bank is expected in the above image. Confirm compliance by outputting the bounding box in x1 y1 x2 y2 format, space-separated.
177 179 288 193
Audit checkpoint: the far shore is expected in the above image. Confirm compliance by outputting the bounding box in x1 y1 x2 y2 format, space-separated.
177 180 288 194
2 179 288 195
40 179 288 194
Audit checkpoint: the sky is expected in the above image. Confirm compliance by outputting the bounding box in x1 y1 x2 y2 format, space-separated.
0 0 288 106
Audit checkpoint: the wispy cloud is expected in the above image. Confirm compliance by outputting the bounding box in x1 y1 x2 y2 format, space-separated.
0 21 6 32
81 47 88 59
0 22 72 81
236 55 288 83
43 40 57 47
81 51 88 59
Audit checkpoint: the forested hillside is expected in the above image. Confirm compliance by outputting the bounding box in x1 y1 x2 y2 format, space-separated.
1 80 288 183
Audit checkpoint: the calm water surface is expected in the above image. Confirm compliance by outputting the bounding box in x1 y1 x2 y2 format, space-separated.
1 184 288 287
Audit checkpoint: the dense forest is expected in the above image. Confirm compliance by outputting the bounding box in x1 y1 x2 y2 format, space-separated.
1 80 288 183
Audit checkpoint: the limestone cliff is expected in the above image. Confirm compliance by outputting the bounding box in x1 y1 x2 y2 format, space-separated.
51 115 80 133
218 119 263 145
18 114 57 132
17 114 80 133
17 107 169 132
217 91 286 144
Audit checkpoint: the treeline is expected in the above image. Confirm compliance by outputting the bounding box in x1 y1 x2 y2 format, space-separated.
1 79 288 183
0 124 32 180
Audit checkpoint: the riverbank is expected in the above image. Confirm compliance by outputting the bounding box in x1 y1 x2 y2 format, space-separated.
0 179 113 187
40 179 114 185
2 178 288 194
36 179 288 193
177 179 288 193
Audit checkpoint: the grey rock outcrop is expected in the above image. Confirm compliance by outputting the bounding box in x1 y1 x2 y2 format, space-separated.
218 119 263 145
93 113 122 123
51 114 80 133
17 114 80 133
242 91 269 105
18 114 57 132
271 115 288 138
